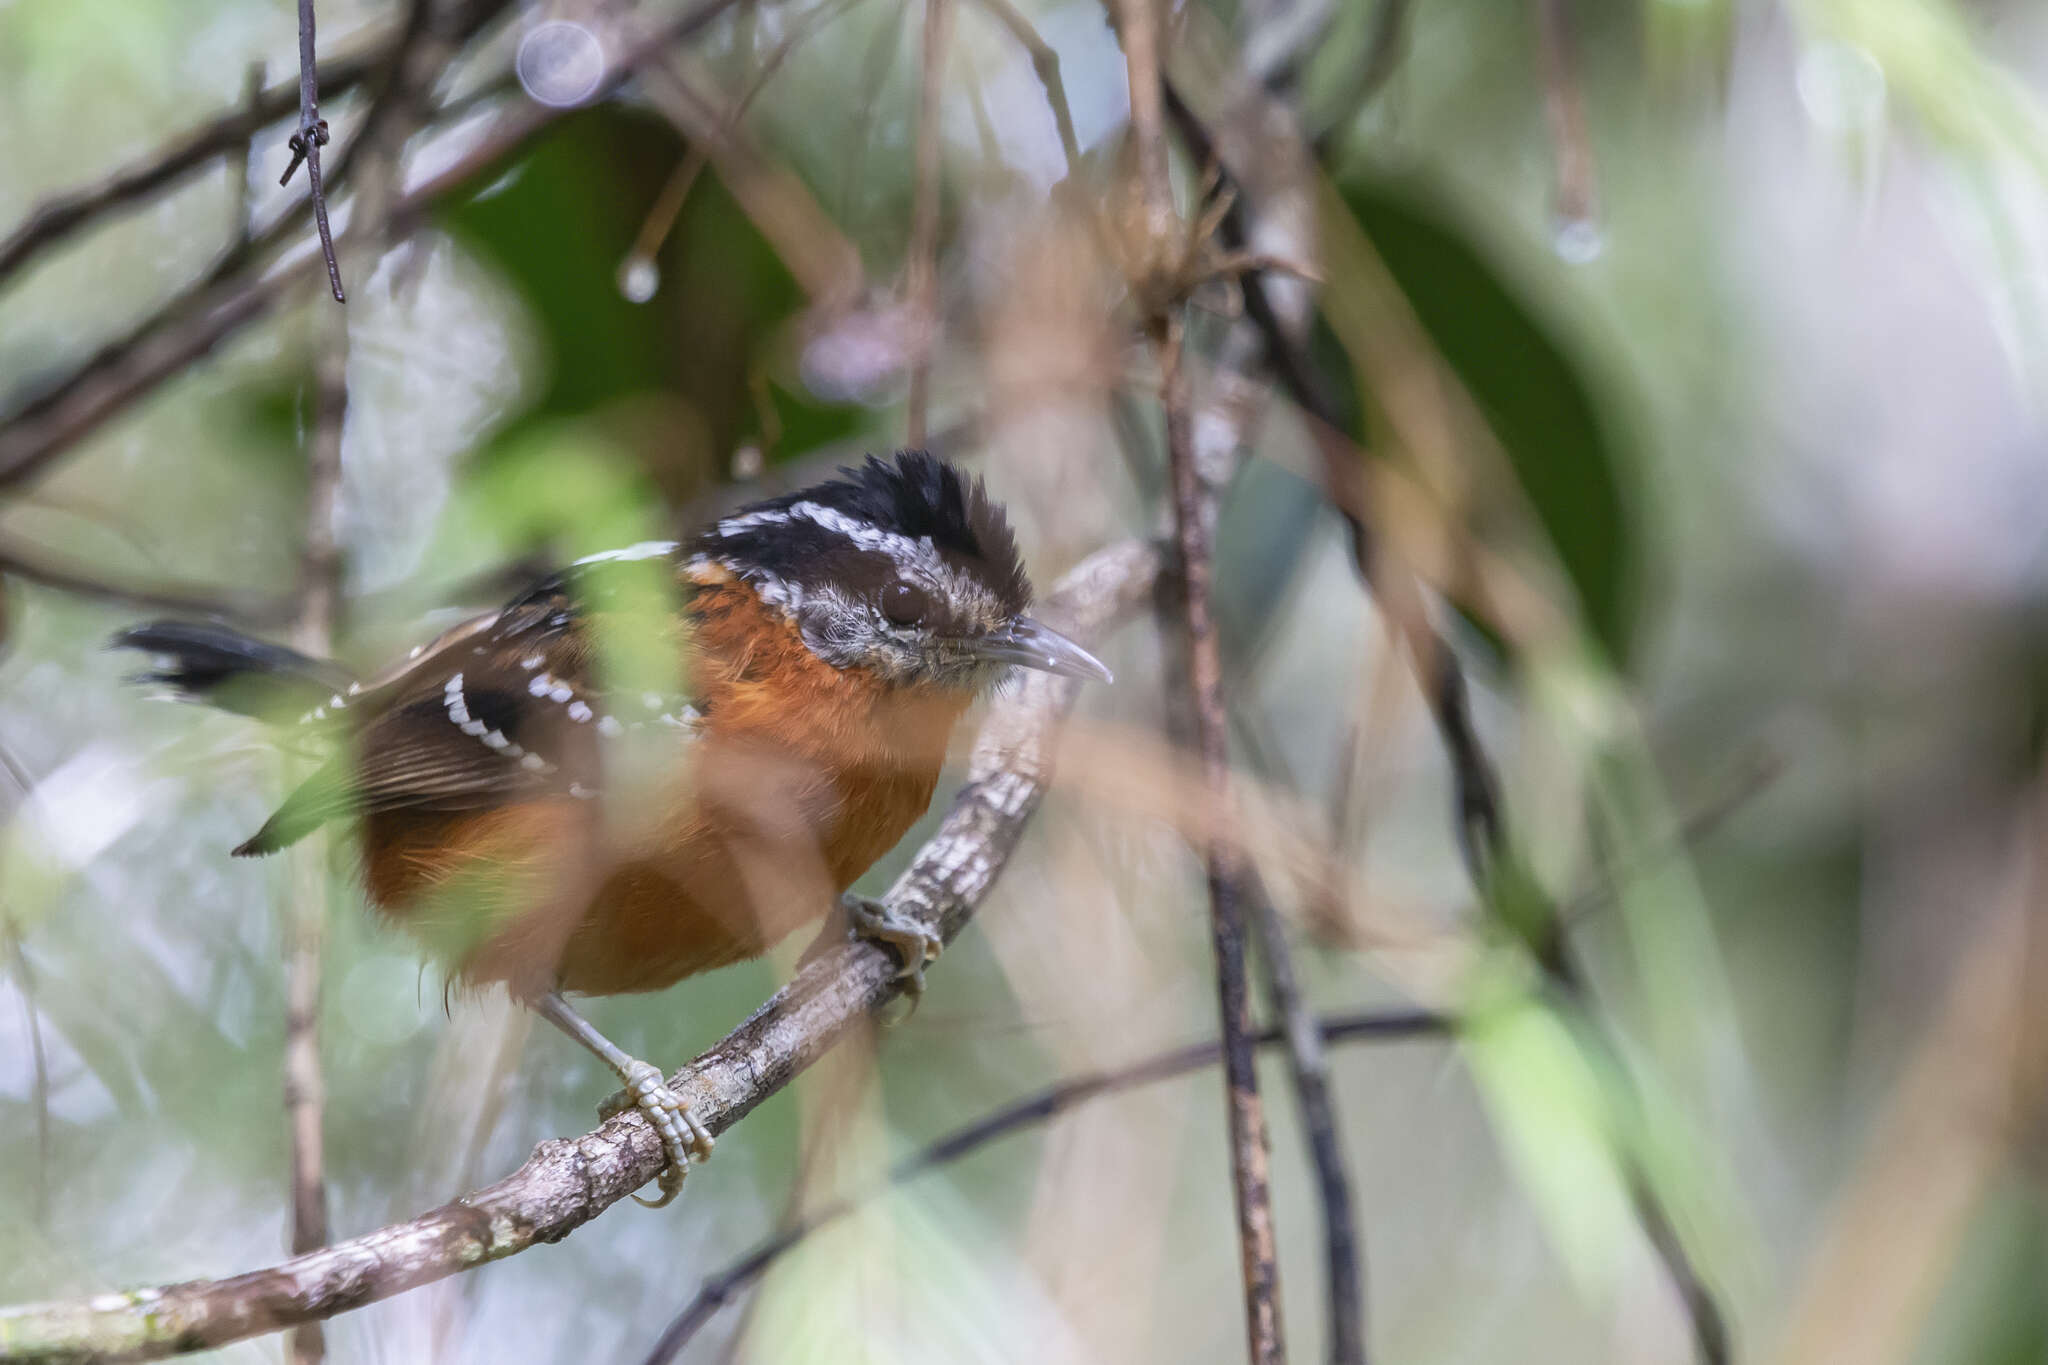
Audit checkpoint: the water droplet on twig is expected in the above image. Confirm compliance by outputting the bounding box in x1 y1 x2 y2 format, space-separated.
1552 215 1607 264
617 255 660 304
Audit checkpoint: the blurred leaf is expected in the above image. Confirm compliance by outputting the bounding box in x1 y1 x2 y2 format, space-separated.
1913 1180 2048 1365
1460 961 1638 1292
1335 175 1643 665
437 104 862 507
1797 0 2048 180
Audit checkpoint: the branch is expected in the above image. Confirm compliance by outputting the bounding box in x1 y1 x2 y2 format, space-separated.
639 1006 1450 1363
0 538 1161 1365
0 0 749 494
1161 326 1288 1365
282 0 346 303
1117 7 1293 1356
1243 874 1365 1365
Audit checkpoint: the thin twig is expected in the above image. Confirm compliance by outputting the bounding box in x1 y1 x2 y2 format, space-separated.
1163 325 1288 1365
904 0 951 447
283 0 346 303
1530 0 1599 241
622 0 871 284
1119 1 1289 1356
961 0 1082 180
1243 875 1365 1365
639 1007 1449 1364
0 539 1160 1365
636 59 864 305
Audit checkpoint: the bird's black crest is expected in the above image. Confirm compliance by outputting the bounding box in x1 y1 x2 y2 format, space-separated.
710 450 1031 613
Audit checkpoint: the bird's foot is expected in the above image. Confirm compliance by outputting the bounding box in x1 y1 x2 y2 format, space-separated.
599 1059 715 1208
841 893 941 1001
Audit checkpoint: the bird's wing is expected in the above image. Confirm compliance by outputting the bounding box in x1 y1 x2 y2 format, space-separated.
236 552 702 855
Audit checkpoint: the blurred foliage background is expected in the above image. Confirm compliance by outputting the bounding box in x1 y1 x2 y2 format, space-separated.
4 0 2048 1361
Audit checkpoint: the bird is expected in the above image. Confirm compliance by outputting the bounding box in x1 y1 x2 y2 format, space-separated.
112 451 1113 1206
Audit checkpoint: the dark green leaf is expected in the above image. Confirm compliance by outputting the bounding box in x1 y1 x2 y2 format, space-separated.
1337 175 1643 664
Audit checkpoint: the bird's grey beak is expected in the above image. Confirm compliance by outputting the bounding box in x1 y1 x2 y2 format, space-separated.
977 616 1114 684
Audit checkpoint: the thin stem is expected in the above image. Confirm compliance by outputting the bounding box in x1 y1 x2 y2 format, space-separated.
1244 875 1365 1365
961 0 1082 180
623 0 871 279
285 0 347 303
1163 324 1288 1365
638 1008 1447 1364
904 0 951 447
1531 0 1598 236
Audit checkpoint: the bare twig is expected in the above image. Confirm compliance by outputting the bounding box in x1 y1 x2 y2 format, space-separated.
1162 327 1287 1365
0 539 1160 1365
637 59 864 305
961 0 1082 180
904 0 951 446
0 0 749 493
1117 3 1289 1355
1244 875 1365 1365
1531 0 1599 245
622 0 871 286
282 0 346 303
640 1007 1448 1364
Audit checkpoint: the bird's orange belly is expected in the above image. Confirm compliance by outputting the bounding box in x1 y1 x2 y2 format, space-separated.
360 760 940 997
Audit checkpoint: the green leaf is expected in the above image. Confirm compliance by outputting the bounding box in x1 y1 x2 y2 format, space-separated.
1336 176 1643 665
1460 967 1638 1292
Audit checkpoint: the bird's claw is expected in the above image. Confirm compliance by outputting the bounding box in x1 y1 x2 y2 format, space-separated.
841 894 942 1003
600 1059 714 1208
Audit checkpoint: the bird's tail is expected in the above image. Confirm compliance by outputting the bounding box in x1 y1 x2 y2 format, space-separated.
110 621 357 725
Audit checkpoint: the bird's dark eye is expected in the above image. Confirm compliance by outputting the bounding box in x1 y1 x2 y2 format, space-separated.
881 581 930 627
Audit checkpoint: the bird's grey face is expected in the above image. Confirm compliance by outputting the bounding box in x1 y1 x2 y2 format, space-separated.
686 455 1112 692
